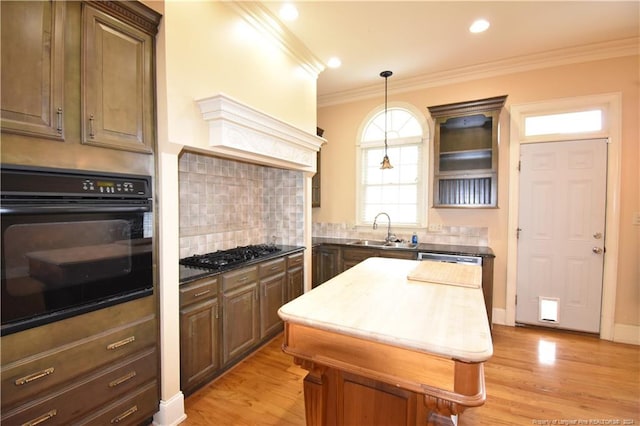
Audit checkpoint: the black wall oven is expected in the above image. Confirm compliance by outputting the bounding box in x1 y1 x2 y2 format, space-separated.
1 164 154 336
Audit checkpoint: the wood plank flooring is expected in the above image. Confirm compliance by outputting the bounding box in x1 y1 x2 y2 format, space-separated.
182 325 639 425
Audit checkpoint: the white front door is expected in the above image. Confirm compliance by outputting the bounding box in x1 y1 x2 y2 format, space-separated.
516 139 607 333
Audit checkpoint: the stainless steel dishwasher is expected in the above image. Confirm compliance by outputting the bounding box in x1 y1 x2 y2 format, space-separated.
417 252 483 267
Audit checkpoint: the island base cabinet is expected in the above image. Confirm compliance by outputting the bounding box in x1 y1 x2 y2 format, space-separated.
303 367 425 426
300 366 463 426
283 322 486 426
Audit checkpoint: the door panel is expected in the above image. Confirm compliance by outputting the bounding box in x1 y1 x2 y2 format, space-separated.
0 0 65 140
516 139 607 333
82 4 153 153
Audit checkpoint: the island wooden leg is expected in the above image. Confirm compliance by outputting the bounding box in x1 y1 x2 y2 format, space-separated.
424 395 458 426
295 358 327 426
303 371 324 426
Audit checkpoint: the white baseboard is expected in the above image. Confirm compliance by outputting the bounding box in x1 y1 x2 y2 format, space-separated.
153 392 187 426
613 323 640 345
492 307 639 346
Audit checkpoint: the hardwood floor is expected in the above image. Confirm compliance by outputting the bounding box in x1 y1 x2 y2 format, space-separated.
182 325 639 425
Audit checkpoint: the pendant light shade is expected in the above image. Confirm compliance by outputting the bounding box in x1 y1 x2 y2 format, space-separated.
380 70 393 170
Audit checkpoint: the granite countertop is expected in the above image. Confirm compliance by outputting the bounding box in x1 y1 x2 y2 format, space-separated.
179 245 305 284
278 257 493 363
312 237 495 257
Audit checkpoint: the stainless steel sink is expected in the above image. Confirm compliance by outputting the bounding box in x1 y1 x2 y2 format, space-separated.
348 240 387 247
348 240 417 250
382 241 417 249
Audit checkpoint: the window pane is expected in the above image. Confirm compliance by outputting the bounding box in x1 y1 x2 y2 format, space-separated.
363 108 422 143
359 107 424 226
525 110 602 136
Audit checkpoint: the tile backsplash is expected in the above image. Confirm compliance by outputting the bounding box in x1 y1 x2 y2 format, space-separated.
179 152 304 258
312 222 489 247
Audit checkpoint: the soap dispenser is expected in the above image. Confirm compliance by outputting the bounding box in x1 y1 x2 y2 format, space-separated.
411 232 418 244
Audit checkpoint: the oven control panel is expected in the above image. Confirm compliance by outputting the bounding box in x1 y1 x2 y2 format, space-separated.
1 165 151 199
82 179 143 195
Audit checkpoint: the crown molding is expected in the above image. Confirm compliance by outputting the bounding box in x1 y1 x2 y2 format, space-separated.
318 37 640 108
227 1 325 78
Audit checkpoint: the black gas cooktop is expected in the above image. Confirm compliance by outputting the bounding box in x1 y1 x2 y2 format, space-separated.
180 244 281 272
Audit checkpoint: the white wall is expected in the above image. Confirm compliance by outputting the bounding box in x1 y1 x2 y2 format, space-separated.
150 2 320 424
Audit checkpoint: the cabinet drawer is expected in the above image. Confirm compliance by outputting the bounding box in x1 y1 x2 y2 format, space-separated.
77 380 158 425
1 296 155 365
342 248 378 262
2 348 157 425
222 266 258 292
287 252 304 269
1 315 156 410
258 258 285 277
180 277 218 308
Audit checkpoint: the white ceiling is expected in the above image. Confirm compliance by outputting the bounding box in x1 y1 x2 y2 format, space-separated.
262 1 639 105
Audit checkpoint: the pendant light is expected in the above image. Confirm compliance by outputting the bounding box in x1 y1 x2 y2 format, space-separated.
380 70 393 169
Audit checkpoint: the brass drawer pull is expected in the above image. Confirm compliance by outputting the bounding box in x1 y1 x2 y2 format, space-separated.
107 336 136 350
270 265 279 270
22 409 57 426
194 289 210 297
109 371 137 387
111 405 138 423
15 367 55 386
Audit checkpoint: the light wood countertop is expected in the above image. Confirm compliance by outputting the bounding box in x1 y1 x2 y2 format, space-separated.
278 257 492 363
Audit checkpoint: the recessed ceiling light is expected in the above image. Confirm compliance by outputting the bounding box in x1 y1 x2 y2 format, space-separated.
327 57 342 69
279 3 299 21
469 19 490 33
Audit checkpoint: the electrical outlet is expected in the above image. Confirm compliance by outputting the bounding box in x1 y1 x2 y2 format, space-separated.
428 223 442 232
633 212 640 226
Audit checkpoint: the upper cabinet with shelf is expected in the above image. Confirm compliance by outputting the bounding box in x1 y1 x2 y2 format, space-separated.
428 95 507 208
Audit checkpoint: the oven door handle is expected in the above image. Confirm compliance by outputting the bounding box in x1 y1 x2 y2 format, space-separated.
0 204 151 214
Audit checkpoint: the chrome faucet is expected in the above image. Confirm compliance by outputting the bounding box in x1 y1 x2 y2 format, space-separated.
373 212 395 242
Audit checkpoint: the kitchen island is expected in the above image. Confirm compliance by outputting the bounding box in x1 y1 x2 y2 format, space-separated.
278 257 492 426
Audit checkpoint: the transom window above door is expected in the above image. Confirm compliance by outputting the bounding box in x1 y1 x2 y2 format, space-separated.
357 107 426 227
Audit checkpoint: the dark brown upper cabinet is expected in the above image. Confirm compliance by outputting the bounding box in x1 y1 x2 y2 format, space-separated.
428 95 507 208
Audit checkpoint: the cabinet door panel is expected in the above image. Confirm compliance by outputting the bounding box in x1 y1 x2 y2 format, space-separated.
222 283 259 365
260 273 285 338
0 0 65 140
82 5 153 153
180 298 219 392
287 266 304 302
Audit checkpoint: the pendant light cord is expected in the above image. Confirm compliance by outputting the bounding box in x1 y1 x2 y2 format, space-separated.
384 74 388 154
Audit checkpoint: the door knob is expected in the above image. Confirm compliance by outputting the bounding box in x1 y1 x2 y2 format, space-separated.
592 247 603 254
593 232 602 239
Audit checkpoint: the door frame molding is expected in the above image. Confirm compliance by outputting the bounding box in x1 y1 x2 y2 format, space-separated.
506 93 621 340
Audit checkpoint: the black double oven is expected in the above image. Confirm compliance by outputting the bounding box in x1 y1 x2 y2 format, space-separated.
0 164 154 336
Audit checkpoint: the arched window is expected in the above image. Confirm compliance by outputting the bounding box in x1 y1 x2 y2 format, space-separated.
358 106 426 226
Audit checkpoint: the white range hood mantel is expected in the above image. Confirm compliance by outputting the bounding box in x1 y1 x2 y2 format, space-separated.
196 94 324 172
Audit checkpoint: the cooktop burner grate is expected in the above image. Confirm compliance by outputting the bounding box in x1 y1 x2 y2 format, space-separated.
180 244 281 271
